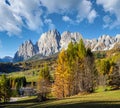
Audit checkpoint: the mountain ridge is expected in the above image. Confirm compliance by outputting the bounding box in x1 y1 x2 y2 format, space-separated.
0 56 13 63
12 29 120 62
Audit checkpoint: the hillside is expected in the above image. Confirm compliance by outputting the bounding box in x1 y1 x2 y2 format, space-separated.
1 44 120 74
0 52 58 73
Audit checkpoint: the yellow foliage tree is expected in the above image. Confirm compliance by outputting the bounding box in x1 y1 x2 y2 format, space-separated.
53 50 73 98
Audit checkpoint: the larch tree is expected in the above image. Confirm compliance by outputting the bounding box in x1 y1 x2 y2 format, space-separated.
99 59 111 87
53 39 97 99
53 50 65 98
76 39 87 92
37 63 51 101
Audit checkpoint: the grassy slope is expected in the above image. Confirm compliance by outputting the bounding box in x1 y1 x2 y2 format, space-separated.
8 54 57 82
9 69 39 82
1 90 120 108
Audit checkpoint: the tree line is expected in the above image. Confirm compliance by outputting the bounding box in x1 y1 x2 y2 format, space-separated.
37 39 120 100
53 39 97 98
0 39 120 102
0 75 26 102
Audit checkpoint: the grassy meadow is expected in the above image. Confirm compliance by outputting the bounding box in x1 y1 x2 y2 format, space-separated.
8 69 40 82
0 90 120 108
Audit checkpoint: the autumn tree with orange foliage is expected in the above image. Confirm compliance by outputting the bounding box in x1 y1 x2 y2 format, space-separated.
53 39 97 99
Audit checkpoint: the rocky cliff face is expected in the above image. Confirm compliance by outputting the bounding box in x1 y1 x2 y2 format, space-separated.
60 31 82 49
13 30 83 62
37 29 61 56
13 29 120 62
85 34 120 51
13 40 36 62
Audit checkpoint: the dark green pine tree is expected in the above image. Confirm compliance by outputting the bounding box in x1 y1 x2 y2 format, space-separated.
78 39 86 59
0 74 11 102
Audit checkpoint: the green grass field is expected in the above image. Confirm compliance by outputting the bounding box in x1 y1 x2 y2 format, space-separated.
1 90 120 108
9 69 40 82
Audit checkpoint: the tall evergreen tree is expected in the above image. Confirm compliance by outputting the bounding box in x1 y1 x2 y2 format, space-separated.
53 50 68 98
78 39 86 59
0 74 11 102
37 63 51 101
53 40 97 98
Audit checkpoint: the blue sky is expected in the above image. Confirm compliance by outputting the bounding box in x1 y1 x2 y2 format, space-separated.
0 0 120 57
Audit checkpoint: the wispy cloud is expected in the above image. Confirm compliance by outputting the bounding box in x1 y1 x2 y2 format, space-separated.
87 10 97 23
76 0 97 23
0 0 43 36
0 0 97 36
0 40 2 48
62 16 73 24
44 19 55 30
41 0 97 23
103 15 112 28
96 0 120 28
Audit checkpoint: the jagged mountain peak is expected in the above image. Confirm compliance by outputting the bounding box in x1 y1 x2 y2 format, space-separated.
37 29 61 56
115 34 120 38
22 39 32 43
13 39 36 62
86 34 117 51
60 31 82 49
39 29 60 40
48 29 59 34
115 34 120 42
13 29 120 62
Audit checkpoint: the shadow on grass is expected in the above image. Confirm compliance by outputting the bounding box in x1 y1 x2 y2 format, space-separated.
47 101 120 108
0 100 120 108
0 98 38 108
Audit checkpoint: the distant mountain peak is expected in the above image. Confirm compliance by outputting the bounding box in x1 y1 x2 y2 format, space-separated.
60 31 82 49
37 29 61 56
13 39 36 62
86 34 119 51
13 30 120 62
0 56 13 63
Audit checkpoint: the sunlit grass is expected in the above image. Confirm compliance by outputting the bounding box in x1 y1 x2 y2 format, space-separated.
95 86 112 92
17 96 37 101
8 69 40 82
1 90 120 108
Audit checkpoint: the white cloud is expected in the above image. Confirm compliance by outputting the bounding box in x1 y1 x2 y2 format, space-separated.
0 0 43 36
96 0 120 28
103 15 112 28
44 19 55 30
76 0 97 23
77 0 91 22
62 16 73 23
40 0 77 14
103 15 112 24
87 10 97 23
41 0 97 23
0 1 22 35
0 0 97 36
0 40 2 48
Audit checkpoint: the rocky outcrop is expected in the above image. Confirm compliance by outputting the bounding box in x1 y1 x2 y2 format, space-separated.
13 30 83 62
85 34 120 51
13 29 120 62
37 29 61 56
60 31 82 49
13 40 36 62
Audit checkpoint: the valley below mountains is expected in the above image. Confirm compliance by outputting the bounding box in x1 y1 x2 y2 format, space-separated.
10 29 120 62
